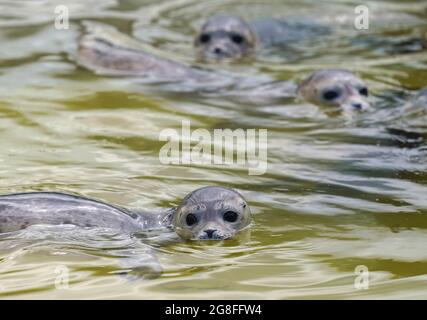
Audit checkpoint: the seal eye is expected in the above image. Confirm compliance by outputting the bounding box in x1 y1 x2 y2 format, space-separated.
359 87 369 96
223 211 238 223
323 90 339 101
186 213 198 226
230 33 244 45
199 33 211 44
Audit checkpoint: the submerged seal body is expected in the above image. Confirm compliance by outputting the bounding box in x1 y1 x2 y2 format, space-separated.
0 186 251 240
194 15 329 61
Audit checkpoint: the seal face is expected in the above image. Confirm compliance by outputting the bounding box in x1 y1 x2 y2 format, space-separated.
195 15 256 61
297 69 370 111
172 186 251 240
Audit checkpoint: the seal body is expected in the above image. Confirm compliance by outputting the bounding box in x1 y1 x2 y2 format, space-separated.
250 19 329 48
0 192 146 233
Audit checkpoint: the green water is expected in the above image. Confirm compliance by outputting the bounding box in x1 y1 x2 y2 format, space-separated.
0 0 427 299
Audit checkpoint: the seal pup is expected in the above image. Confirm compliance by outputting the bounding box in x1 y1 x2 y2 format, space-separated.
194 15 329 61
194 15 256 61
296 69 371 112
0 186 251 241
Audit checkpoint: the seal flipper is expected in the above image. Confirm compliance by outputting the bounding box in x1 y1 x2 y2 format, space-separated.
109 247 163 280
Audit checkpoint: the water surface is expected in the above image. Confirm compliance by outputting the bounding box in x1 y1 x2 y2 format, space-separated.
0 0 427 299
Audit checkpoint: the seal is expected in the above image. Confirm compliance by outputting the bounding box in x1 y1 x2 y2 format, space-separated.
194 16 256 61
0 186 251 240
194 15 329 61
296 69 371 112
75 22 239 92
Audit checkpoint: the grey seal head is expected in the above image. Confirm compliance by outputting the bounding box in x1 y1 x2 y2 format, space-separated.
195 15 256 61
297 69 370 112
172 186 251 240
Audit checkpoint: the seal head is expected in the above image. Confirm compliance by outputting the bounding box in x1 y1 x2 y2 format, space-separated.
297 69 370 112
172 186 251 240
195 15 256 61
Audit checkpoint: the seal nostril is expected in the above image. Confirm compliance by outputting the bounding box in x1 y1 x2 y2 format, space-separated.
352 103 362 110
204 229 216 238
213 47 222 55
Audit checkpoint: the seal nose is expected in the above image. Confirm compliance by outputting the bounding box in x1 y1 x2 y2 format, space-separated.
204 229 216 239
352 102 362 110
343 99 370 112
213 47 223 55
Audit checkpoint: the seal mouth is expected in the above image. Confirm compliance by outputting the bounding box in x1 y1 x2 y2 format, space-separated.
203 52 239 62
199 46 244 62
195 234 232 241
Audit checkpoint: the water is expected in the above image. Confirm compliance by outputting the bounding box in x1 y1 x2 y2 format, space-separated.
0 0 427 299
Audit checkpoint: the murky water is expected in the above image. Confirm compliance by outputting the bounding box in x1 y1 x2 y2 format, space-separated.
0 0 427 299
